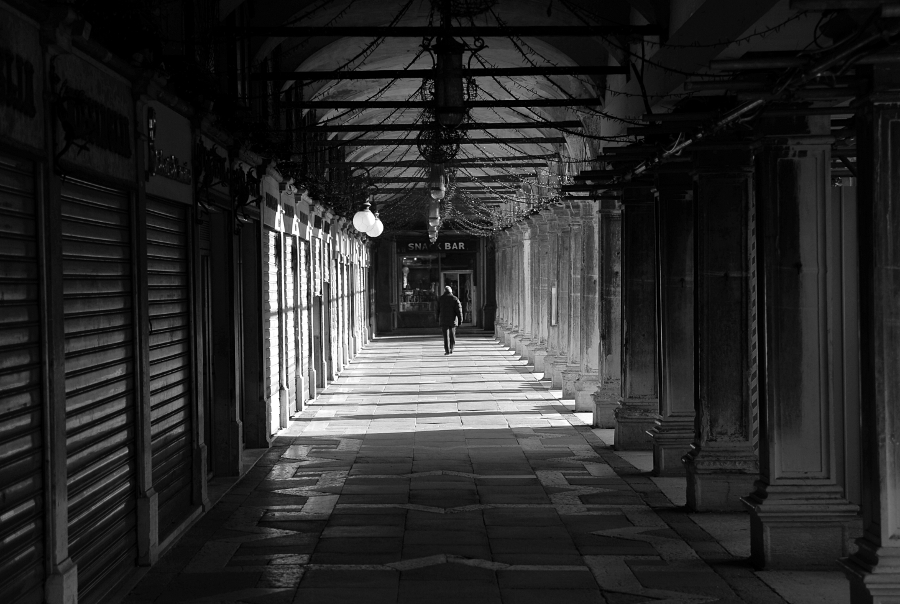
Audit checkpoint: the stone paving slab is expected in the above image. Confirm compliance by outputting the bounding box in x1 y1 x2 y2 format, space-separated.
121 334 842 604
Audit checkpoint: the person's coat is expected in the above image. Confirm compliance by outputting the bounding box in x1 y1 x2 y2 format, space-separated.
437 292 464 327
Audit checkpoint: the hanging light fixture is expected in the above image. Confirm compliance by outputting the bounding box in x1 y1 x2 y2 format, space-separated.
429 164 447 200
352 196 377 232
433 35 466 129
366 212 384 237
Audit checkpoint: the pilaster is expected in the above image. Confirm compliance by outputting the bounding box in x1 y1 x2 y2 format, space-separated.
615 186 658 451
576 203 600 414
531 215 551 373
648 172 695 476
593 201 622 428
743 117 861 569
683 148 759 511
840 69 900 603
562 203 584 401
547 207 570 389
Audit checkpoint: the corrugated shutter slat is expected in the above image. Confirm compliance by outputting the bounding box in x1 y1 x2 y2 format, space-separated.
146 197 194 540
62 178 137 604
0 154 44 604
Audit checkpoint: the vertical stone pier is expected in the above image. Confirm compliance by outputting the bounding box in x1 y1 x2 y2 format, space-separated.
649 173 696 475
576 203 600 414
684 148 759 511
743 118 860 569
841 70 900 603
615 186 658 451
593 202 622 428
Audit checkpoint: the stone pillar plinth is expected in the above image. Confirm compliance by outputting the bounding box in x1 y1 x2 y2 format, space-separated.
594 202 622 428
615 187 658 451
840 73 900 603
648 173 695 476
684 149 758 512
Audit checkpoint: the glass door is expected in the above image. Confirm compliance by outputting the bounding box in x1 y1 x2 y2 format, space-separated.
442 271 475 326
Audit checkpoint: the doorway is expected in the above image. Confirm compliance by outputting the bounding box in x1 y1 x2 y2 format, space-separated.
441 271 475 326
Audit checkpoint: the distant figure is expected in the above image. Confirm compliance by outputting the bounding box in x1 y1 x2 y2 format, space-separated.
437 285 463 355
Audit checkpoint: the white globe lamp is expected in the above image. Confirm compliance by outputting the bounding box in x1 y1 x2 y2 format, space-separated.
352 198 376 233
366 214 384 237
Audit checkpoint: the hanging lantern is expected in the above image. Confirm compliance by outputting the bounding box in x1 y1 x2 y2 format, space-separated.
429 164 446 200
433 35 466 129
352 197 376 232
366 213 384 237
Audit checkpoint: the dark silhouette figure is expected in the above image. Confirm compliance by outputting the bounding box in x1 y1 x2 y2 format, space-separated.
437 285 463 354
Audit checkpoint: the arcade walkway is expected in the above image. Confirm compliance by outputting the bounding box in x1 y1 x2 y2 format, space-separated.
120 335 848 604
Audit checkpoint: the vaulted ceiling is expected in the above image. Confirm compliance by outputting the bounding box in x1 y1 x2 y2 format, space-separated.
212 0 837 232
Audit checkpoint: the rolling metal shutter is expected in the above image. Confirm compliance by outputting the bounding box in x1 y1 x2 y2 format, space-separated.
146 197 194 539
264 229 281 435
61 178 137 604
0 154 44 604
285 240 297 413
299 241 309 405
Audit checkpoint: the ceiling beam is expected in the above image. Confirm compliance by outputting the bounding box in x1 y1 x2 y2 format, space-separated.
253 66 626 82
336 161 547 168
233 25 662 38
284 99 603 109
373 176 528 183
305 121 582 133
333 137 566 146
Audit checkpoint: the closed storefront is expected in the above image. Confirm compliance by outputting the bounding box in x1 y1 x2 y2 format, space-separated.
52 44 140 603
264 227 281 435
284 237 297 412
0 154 44 604
144 100 197 538
61 178 138 604
0 7 45 602
146 196 194 539
262 174 285 436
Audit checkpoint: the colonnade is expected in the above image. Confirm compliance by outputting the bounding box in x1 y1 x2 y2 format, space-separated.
492 107 900 597
495 201 600 412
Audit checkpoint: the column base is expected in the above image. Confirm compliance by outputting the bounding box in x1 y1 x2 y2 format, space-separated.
592 380 619 428
613 400 656 450
842 539 900 604
742 484 861 570
45 558 78 604
533 346 548 374
647 416 694 476
683 443 759 511
573 376 599 413
562 367 580 399
548 357 567 389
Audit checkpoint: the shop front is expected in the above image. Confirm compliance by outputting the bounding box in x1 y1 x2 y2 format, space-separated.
394 236 482 329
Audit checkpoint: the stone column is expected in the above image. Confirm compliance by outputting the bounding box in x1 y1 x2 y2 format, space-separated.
483 237 497 330
563 203 584 400
840 72 900 603
495 232 510 343
743 121 860 569
577 203 601 414
532 215 551 373
649 173 696 475
683 149 759 512
548 208 570 389
593 202 622 428
615 186 659 450
516 222 534 360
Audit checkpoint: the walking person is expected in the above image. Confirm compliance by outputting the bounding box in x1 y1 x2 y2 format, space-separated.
437 285 464 355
